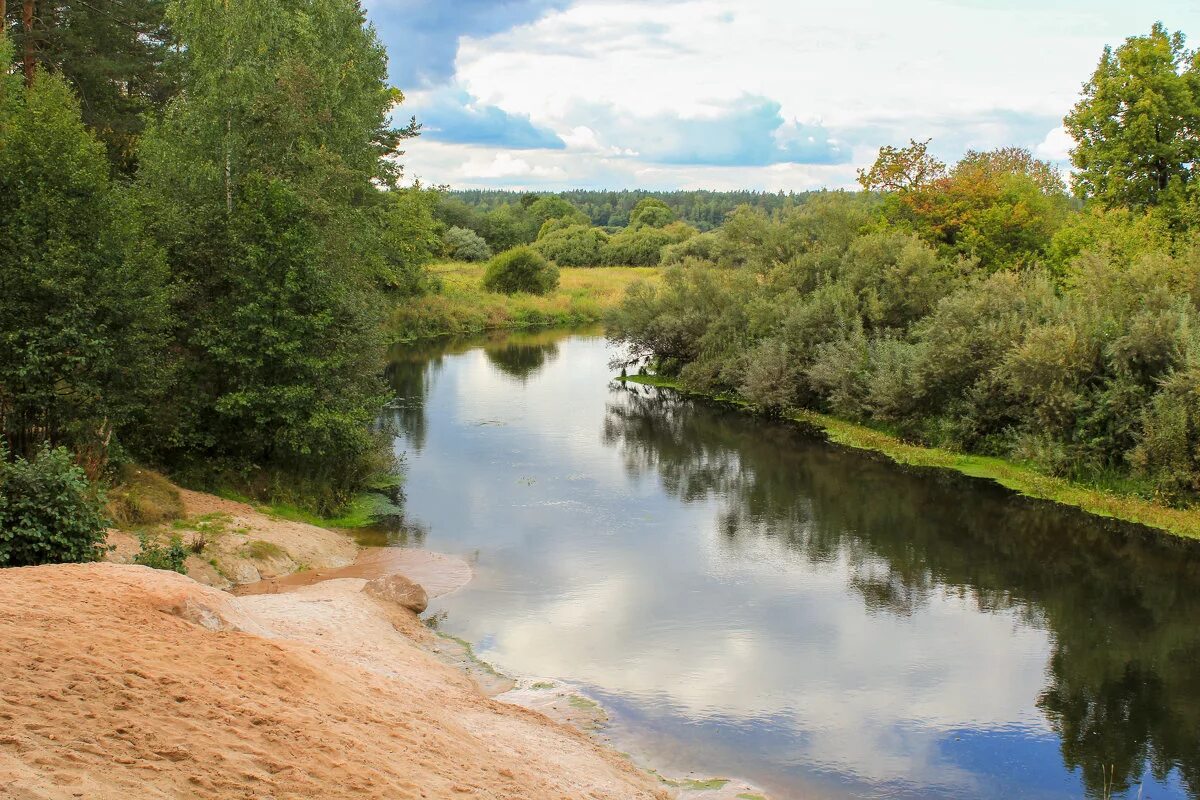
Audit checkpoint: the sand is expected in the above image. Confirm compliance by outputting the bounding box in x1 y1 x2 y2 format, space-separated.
0 562 668 800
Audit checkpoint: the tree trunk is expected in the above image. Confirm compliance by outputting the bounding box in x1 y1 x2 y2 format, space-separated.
22 0 34 86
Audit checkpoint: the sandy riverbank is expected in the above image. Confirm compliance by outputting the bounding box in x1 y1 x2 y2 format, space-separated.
2 487 767 799
0 560 669 799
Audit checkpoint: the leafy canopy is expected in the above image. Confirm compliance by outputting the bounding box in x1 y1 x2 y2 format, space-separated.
1064 23 1200 210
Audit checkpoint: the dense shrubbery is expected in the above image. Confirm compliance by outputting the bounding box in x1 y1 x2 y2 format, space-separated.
482 247 560 295
0 445 109 567
133 534 189 574
534 224 609 266
610 136 1200 502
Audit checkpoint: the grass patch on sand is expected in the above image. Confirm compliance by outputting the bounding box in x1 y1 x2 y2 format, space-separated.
390 261 660 341
652 774 731 791
106 464 185 527
622 374 1200 541
242 540 287 561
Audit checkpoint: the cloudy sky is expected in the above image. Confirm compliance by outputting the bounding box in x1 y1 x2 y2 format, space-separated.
362 0 1200 191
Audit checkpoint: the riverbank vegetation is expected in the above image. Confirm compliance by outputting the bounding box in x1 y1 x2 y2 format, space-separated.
0 0 433 564
610 23 1200 532
389 262 659 341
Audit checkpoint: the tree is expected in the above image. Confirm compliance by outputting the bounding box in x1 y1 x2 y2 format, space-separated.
1064 23 1200 210
857 138 946 192
137 0 407 508
630 197 675 229
527 195 586 228
897 148 1071 270
444 225 491 262
377 187 442 294
0 59 171 467
6 0 181 173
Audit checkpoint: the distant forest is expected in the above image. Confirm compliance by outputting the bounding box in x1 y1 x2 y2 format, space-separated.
445 189 811 230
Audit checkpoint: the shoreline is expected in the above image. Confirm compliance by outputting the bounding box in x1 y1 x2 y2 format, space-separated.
622 374 1200 543
98 487 768 799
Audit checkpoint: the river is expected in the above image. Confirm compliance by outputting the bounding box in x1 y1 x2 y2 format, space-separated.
378 327 1200 800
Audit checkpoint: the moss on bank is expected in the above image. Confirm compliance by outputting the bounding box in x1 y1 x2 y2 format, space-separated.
622 375 1200 541
390 262 660 341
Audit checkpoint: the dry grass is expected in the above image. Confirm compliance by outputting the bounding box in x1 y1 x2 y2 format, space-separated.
389 261 660 341
105 464 185 527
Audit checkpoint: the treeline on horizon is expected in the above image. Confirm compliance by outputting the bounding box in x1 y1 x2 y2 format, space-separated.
609 23 1200 507
444 189 805 230
0 0 452 565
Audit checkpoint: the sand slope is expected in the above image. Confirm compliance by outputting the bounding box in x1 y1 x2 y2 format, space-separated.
0 563 666 800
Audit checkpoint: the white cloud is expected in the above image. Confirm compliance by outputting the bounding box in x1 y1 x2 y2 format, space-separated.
1035 126 1075 163
459 152 568 180
388 0 1200 189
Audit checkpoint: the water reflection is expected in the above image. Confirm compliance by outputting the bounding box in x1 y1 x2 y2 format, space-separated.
605 382 1200 799
387 331 1200 800
484 339 560 382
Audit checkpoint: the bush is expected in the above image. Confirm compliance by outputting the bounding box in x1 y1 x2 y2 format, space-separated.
443 225 492 262
534 224 608 266
662 231 719 265
601 226 674 266
133 533 188 574
482 246 560 295
0 444 110 567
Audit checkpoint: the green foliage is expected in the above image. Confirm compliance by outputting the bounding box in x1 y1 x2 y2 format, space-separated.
378 188 442 294
0 65 172 466
7 0 182 173
0 444 110 567
608 160 1200 500
480 204 540 250
444 226 492 262
1065 23 1200 211
629 197 676 229
527 196 587 228
442 188 812 231
534 224 609 266
602 226 675 266
482 247 560 295
133 533 188 574
137 0 403 510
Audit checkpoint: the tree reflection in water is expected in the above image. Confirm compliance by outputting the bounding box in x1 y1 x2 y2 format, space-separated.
604 382 1200 799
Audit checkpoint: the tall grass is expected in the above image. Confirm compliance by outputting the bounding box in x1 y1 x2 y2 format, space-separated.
389 262 660 341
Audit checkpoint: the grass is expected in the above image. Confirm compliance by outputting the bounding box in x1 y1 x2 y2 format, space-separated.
622 374 1200 541
389 261 660 341
242 539 287 561
213 485 398 530
106 464 185 527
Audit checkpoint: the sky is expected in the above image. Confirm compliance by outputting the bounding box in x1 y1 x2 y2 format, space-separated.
361 0 1200 192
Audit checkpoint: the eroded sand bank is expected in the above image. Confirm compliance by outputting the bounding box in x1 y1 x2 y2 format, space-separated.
0 562 667 799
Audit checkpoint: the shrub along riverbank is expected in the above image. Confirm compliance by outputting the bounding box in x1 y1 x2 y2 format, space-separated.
389 262 660 341
623 374 1200 541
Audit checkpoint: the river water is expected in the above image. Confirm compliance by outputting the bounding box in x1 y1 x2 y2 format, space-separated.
381 328 1200 800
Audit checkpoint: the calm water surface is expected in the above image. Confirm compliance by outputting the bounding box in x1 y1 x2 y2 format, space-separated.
381 329 1200 800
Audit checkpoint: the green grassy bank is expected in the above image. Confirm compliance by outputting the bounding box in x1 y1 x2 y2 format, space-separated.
390 262 660 341
623 375 1200 541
